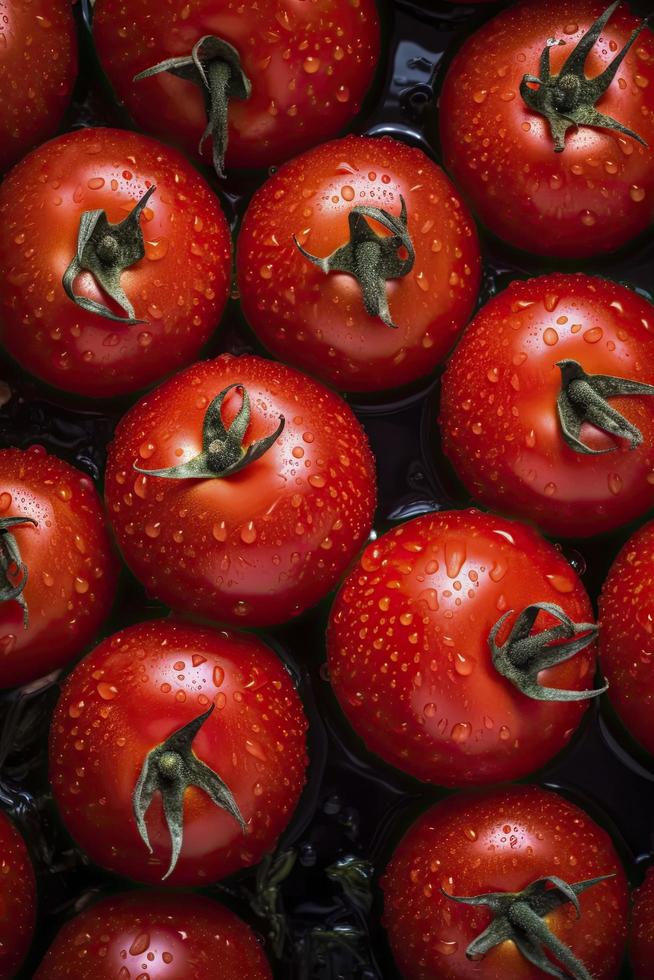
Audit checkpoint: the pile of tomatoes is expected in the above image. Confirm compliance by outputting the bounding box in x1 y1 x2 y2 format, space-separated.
1 0 654 977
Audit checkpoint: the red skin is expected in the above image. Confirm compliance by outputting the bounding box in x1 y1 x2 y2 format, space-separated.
237 136 481 394
34 890 271 979
440 274 654 538
599 518 654 757
105 354 376 628
631 866 654 979
49 619 308 887
382 785 629 980
0 128 231 398
328 509 597 786
0 812 36 978
0 0 77 175
93 0 381 172
0 446 119 690
439 0 654 258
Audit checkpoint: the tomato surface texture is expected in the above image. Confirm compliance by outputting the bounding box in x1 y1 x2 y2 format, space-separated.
630 866 654 980
0 811 36 978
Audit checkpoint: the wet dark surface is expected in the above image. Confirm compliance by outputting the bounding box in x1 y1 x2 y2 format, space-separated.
1 1 654 977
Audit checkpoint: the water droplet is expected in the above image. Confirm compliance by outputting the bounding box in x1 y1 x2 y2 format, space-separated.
543 328 559 346
608 472 623 496
454 653 475 676
445 540 466 578
0 493 11 512
583 327 603 343
240 521 257 544
451 722 471 743
74 577 89 594
336 85 350 103
129 933 150 956
97 682 118 701
303 56 320 74
630 185 646 202
213 521 228 542
341 185 355 202
145 522 161 539
436 939 459 956
546 573 574 594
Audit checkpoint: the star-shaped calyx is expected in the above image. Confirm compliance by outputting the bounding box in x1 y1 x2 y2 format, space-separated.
0 516 37 628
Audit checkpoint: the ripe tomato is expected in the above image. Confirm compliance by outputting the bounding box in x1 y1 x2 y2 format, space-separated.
0 445 118 690
50 619 308 886
105 353 376 627
93 0 381 177
0 811 36 978
438 0 654 258
34 890 271 979
0 0 77 175
381 785 628 980
237 135 481 394
0 127 231 398
440 274 654 538
328 509 601 787
630 866 654 979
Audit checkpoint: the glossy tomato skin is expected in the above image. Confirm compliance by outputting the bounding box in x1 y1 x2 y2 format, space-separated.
381 785 628 980
0 811 36 978
630 867 654 979
49 619 308 886
0 446 119 690
0 128 231 398
440 274 654 538
237 135 481 394
438 0 654 258
0 0 77 175
93 0 381 172
105 354 376 627
328 509 597 786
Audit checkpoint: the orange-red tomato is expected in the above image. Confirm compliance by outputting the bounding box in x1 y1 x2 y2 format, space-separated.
0 811 36 978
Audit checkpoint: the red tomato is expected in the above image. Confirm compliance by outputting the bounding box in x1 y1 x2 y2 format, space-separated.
438 0 654 258
34 890 271 979
0 446 118 690
0 0 77 175
631 866 654 980
440 274 654 538
599 517 654 757
104 353 376 627
382 785 628 980
328 509 600 786
237 135 481 394
93 0 381 176
49 619 308 886
0 811 36 978
0 128 231 398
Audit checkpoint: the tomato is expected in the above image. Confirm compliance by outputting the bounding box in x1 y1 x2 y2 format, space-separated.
0 446 118 690
49 619 308 886
0 0 77 175
104 353 376 627
92 0 381 178
630 866 654 979
0 128 232 398
34 889 271 979
0 811 36 978
237 135 481 394
440 274 654 538
328 509 601 786
438 0 654 258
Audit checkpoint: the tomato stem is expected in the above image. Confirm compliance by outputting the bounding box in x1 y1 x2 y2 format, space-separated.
249 850 297 958
294 197 415 329
0 516 37 629
519 1 651 152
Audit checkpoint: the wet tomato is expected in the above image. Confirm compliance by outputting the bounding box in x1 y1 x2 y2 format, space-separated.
630 866 654 979
0 128 231 398
237 135 481 394
327 509 601 787
34 889 271 979
0 0 77 175
0 811 36 978
440 274 654 538
382 785 628 980
93 0 381 178
105 353 376 627
438 0 654 258
49 619 308 886
0 446 118 690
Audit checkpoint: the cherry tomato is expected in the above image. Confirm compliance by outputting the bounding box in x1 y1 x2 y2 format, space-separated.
237 135 481 394
630 866 654 980
438 0 654 258
0 811 36 978
382 785 628 980
93 0 381 177
328 509 600 786
105 353 376 627
0 446 118 690
0 128 232 398
0 0 77 175
440 274 654 538
34 889 271 979
50 619 308 886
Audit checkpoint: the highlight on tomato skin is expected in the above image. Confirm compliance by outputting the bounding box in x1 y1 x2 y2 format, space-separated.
0 811 36 979
630 866 654 980
33 889 272 979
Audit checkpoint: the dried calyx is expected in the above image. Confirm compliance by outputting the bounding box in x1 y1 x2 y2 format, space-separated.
294 196 415 329
0 516 37 628
135 36 251 178
63 185 156 324
520 1 651 152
